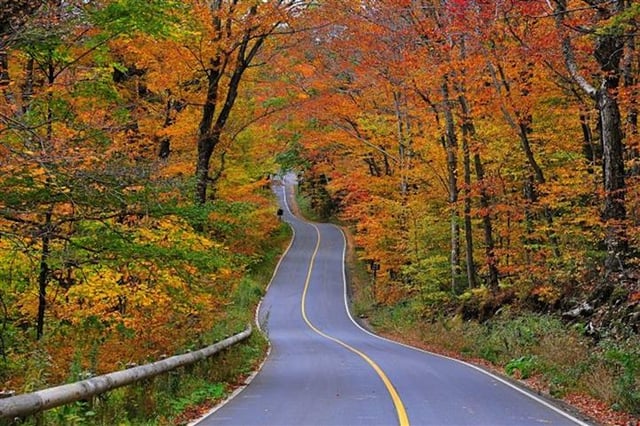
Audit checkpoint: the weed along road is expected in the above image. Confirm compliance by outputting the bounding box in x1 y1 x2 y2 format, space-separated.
195 175 593 426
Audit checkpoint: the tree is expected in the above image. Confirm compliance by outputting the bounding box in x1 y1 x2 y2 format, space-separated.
554 0 633 275
0 0 41 90
191 0 304 204
258 0 638 318
0 0 182 340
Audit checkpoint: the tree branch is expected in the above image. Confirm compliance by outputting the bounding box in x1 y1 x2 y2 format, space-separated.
554 0 597 98
331 118 401 163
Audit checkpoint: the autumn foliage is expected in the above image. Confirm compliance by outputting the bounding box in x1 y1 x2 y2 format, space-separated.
0 0 639 418
0 0 284 392
280 0 640 325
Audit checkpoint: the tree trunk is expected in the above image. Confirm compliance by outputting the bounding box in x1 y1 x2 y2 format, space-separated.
580 109 599 168
455 85 498 289
0 48 14 104
383 147 392 176
194 24 265 204
36 61 56 340
195 134 217 205
461 131 477 288
441 79 461 292
598 82 627 272
21 58 34 112
0 48 9 87
364 153 381 177
158 93 180 159
195 62 222 204
475 152 499 289
622 26 638 177
555 0 628 275
393 90 411 196
36 210 52 340
593 0 627 273
208 151 227 200
622 23 637 134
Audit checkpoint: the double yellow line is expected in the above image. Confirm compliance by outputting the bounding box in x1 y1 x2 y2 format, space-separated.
300 224 410 426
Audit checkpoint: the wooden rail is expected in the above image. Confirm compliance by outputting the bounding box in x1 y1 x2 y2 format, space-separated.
0 325 252 419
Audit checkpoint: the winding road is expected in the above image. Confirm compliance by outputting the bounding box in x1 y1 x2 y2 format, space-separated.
195 175 593 426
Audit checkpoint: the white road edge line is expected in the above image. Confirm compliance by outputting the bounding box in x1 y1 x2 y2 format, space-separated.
189 182 296 425
332 224 593 426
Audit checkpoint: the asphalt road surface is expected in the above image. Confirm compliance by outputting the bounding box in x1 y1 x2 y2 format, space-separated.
195 175 593 426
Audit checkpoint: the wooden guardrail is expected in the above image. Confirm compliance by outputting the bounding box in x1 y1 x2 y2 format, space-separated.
0 325 252 420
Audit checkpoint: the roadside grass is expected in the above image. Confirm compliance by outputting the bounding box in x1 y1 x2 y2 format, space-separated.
346 254 640 418
3 224 291 426
20 332 268 426
295 189 330 223
345 245 376 322
359 296 640 416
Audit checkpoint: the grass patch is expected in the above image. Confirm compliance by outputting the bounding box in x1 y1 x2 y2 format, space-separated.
294 191 324 222
505 355 539 379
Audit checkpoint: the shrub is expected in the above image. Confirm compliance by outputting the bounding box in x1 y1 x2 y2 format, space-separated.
505 355 539 379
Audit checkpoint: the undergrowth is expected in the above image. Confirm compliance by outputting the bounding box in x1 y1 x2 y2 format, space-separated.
2 223 291 426
363 301 640 415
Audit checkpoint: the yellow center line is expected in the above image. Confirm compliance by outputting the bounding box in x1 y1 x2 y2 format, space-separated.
300 224 410 426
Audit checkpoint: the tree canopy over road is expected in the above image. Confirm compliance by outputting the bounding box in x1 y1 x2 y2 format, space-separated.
0 0 638 422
